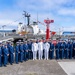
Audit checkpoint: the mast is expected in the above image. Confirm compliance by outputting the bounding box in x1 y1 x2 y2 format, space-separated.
23 11 31 25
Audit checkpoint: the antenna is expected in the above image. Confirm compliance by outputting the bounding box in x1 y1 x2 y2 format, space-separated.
37 12 38 25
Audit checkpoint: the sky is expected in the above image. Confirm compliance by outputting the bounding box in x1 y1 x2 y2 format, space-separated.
0 0 75 32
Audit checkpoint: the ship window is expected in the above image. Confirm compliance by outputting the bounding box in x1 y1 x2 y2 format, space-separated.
33 22 37 25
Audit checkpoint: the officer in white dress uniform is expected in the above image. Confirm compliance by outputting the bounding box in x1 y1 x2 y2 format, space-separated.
32 40 38 60
44 40 50 60
38 40 43 60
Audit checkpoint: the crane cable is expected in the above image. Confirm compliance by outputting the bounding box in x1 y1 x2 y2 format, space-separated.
2 17 24 27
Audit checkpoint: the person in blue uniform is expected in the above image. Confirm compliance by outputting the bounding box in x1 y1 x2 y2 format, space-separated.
73 41 75 58
9 43 14 65
57 40 61 58
1 43 5 65
60 41 65 59
0 43 2 67
19 42 24 62
15 42 20 64
3 44 9 67
64 41 69 59
50 42 55 59
55 41 60 59
23 41 29 61
28 41 32 59
6 41 11 63
68 42 73 59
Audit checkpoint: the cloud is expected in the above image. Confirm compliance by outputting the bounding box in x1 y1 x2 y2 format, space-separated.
64 26 75 31
0 0 75 31
15 0 75 12
0 10 24 30
0 19 18 30
58 8 75 16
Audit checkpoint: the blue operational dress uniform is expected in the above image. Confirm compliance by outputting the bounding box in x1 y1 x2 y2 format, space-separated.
55 43 60 59
0 44 2 67
64 42 69 59
50 43 54 59
7 42 11 63
60 42 64 59
73 42 75 58
28 42 32 59
58 41 61 58
9 44 14 65
3 45 9 67
19 42 24 62
69 42 73 59
1 44 5 65
15 42 20 64
23 42 29 61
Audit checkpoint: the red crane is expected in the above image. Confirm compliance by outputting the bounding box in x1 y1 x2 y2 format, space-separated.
38 19 55 39
44 18 54 40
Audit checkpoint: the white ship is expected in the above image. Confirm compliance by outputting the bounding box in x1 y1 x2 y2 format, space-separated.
17 12 45 36
17 22 45 35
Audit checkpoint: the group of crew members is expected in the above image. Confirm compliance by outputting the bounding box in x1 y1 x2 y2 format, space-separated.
0 39 75 67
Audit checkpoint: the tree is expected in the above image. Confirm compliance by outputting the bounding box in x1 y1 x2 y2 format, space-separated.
12 29 16 32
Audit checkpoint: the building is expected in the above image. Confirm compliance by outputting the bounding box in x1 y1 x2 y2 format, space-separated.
0 30 14 37
62 32 75 35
